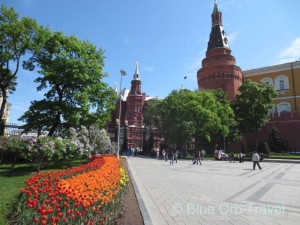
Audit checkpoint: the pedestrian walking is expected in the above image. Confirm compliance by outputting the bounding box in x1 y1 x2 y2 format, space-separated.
173 148 178 163
239 152 244 163
252 151 262 170
260 153 264 162
169 149 174 165
230 152 235 163
162 149 166 161
194 150 202 165
200 150 204 161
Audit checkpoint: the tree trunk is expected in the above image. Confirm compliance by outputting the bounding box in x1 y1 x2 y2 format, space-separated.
38 127 42 137
48 85 63 137
48 114 61 136
37 155 45 172
0 119 5 136
0 88 8 136
255 131 258 151
185 141 188 158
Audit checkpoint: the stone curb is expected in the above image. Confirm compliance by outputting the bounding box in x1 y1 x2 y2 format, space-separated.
263 159 300 163
125 157 153 225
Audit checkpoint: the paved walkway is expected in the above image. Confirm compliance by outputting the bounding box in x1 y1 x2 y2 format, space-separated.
127 157 300 225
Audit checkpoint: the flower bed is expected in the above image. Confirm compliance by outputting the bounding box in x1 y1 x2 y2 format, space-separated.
17 155 128 225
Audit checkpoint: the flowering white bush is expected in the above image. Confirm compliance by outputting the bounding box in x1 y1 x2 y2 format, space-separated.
68 125 115 158
25 137 60 171
16 124 115 170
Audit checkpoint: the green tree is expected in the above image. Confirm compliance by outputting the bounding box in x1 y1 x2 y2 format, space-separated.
268 126 287 153
210 89 239 146
0 136 10 163
143 98 162 129
159 90 192 151
19 30 116 136
0 5 38 135
232 80 277 150
143 98 163 153
159 89 236 155
0 136 27 168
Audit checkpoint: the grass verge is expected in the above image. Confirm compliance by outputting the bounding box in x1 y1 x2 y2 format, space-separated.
0 160 85 225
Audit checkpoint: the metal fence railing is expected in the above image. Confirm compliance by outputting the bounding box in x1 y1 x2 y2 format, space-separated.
4 123 39 137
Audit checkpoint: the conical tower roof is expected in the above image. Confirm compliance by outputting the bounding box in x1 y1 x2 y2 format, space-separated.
207 0 230 50
133 62 140 80
213 0 219 14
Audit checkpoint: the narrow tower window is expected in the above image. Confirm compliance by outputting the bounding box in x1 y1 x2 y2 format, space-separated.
224 38 228 44
279 80 284 90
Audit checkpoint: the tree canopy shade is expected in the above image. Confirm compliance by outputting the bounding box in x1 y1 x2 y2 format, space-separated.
232 79 277 150
143 98 163 153
268 126 288 153
143 98 162 130
158 89 236 154
0 5 38 135
19 29 116 136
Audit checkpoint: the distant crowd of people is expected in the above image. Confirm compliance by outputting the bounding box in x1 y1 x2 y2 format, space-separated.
128 147 265 170
215 150 264 164
126 148 140 157
161 147 178 165
153 148 206 166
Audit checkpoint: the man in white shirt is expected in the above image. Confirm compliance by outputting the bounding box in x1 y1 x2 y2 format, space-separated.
252 151 262 170
239 152 243 163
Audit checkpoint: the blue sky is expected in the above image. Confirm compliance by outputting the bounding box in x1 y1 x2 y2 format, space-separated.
1 0 300 124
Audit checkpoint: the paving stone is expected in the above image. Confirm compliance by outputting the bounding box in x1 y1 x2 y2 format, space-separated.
127 157 300 225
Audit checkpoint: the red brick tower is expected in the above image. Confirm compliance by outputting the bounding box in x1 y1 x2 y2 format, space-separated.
197 0 243 100
126 62 145 149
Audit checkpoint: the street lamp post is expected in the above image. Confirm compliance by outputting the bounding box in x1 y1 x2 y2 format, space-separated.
123 120 128 156
223 135 226 152
222 123 226 152
117 70 127 158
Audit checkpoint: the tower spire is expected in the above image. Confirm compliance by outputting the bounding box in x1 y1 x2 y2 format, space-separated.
197 0 243 101
207 0 229 50
133 61 140 80
213 0 219 13
114 82 118 95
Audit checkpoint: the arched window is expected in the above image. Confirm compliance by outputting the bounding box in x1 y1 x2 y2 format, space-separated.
275 75 289 91
279 80 284 90
277 102 291 114
260 78 273 86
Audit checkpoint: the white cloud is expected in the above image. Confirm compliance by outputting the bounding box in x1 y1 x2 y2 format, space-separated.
227 32 238 43
277 37 300 64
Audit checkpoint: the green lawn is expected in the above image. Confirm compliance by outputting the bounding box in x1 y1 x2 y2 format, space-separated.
0 164 34 225
268 152 300 159
0 160 85 225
